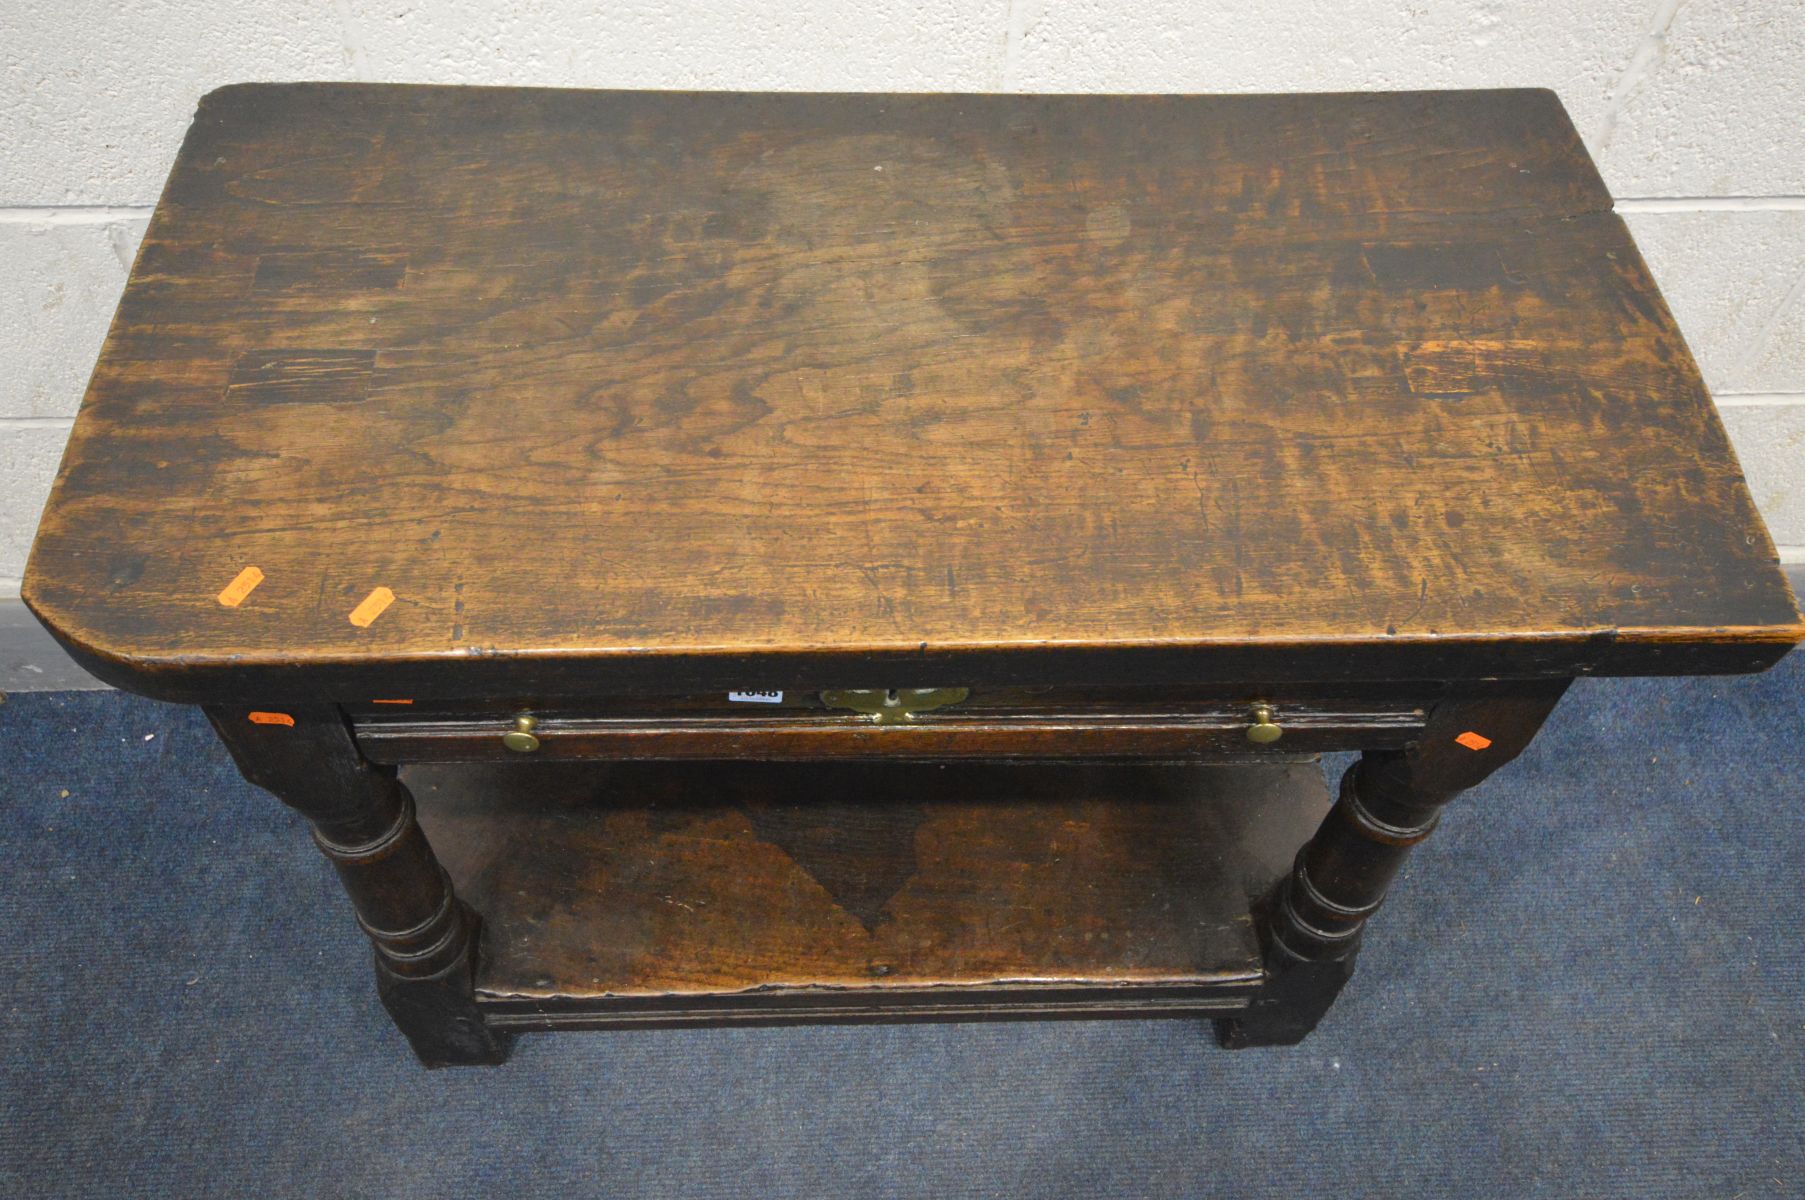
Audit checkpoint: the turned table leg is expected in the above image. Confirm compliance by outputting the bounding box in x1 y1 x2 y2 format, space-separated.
206 704 512 1066
1219 681 1571 1048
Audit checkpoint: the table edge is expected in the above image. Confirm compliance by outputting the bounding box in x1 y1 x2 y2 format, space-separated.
24 580 1804 703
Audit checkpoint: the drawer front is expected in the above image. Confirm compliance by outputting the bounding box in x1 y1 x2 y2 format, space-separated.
352 687 1430 763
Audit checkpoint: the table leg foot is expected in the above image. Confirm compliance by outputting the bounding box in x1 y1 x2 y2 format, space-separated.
1215 938 1358 1049
374 907 513 1067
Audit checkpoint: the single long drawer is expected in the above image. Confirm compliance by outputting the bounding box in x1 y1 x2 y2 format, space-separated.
353 688 1429 763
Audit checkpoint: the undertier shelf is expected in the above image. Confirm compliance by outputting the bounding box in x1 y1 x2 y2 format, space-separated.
406 760 1332 1029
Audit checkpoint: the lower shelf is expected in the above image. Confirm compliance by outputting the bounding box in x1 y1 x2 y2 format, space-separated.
405 759 1331 1030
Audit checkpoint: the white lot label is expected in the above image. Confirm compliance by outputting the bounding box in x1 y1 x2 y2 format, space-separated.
727 691 784 704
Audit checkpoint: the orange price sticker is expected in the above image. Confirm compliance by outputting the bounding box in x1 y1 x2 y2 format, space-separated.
1455 731 1492 751
370 698 414 705
248 711 295 727
217 566 264 608
348 586 396 628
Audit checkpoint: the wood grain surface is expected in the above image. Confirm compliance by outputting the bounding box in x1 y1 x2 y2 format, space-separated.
407 759 1332 1026
23 85 1801 700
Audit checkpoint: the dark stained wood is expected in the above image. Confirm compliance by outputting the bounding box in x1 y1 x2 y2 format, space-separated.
343 679 1444 716
355 694 1427 762
25 85 1804 1064
406 759 1332 1027
22 85 1802 703
1218 680 1569 1047
206 703 511 1065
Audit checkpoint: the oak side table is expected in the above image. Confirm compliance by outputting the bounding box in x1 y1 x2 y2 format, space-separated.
25 85 1802 1066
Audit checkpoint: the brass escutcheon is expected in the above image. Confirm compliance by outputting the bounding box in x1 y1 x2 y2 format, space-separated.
819 687 970 725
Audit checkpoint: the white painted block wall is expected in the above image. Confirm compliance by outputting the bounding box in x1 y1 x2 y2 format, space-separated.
5 0 1803 599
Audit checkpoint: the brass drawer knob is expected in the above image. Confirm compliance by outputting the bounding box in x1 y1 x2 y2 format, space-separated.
501 713 541 753
1246 703 1283 745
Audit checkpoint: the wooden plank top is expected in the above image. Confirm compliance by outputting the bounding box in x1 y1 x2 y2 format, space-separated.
24 84 1802 701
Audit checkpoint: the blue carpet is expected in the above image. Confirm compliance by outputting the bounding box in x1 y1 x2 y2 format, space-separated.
2 658 1802 1199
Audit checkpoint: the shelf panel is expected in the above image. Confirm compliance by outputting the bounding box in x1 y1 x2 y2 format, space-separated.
406 760 1332 1029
